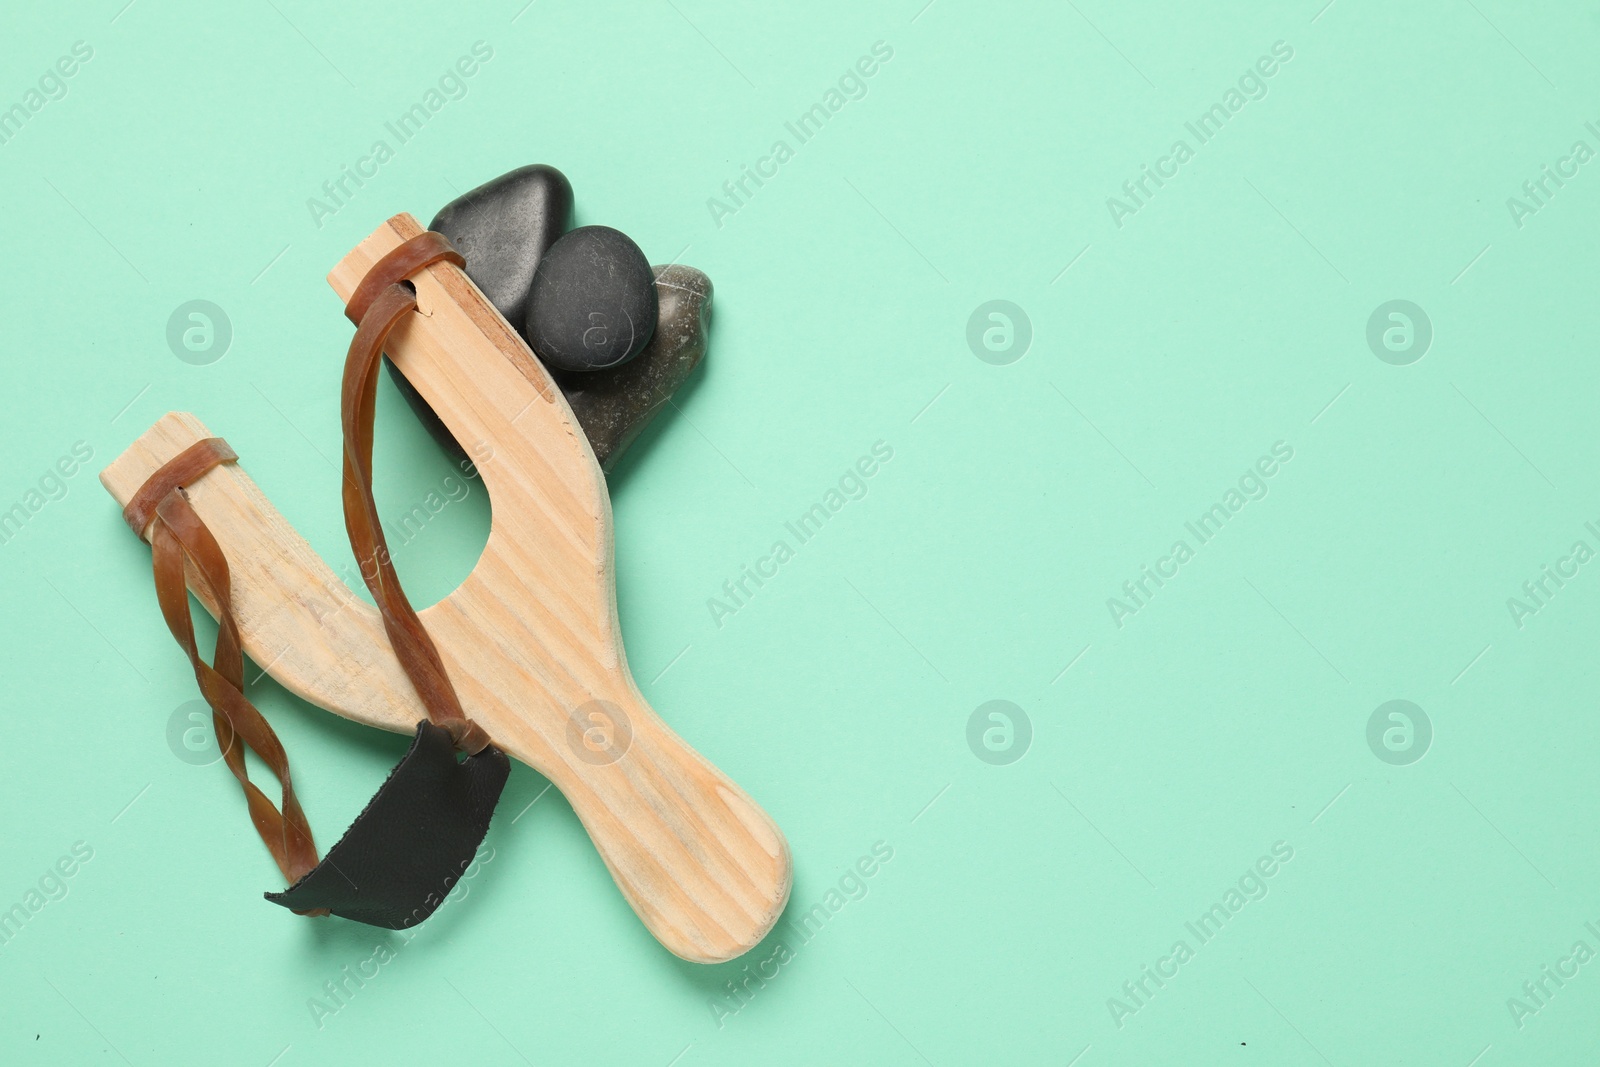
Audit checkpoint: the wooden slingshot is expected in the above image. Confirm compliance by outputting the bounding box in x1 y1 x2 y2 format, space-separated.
100 213 792 963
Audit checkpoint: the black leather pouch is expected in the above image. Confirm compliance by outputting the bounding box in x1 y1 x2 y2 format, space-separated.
266 722 509 928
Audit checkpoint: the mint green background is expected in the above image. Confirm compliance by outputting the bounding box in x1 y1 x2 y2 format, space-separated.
2 1 1597 1063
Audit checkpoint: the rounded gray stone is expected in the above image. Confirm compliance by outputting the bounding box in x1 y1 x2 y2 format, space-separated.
526 225 656 372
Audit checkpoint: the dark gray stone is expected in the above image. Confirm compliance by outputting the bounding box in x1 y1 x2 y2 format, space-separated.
388 164 573 457
431 164 573 330
525 226 656 372
556 264 711 473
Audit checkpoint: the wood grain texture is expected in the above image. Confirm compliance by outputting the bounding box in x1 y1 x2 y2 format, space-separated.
100 213 791 963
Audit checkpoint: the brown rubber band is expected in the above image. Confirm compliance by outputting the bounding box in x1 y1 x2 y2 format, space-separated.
344 229 464 326
131 229 490 910
132 441 325 910
123 437 237 537
339 233 490 756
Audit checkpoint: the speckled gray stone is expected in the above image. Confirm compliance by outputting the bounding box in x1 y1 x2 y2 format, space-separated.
555 264 711 473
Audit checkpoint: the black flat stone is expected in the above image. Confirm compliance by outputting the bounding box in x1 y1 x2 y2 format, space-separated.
431 163 572 330
525 225 656 373
388 164 574 458
388 163 576 454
